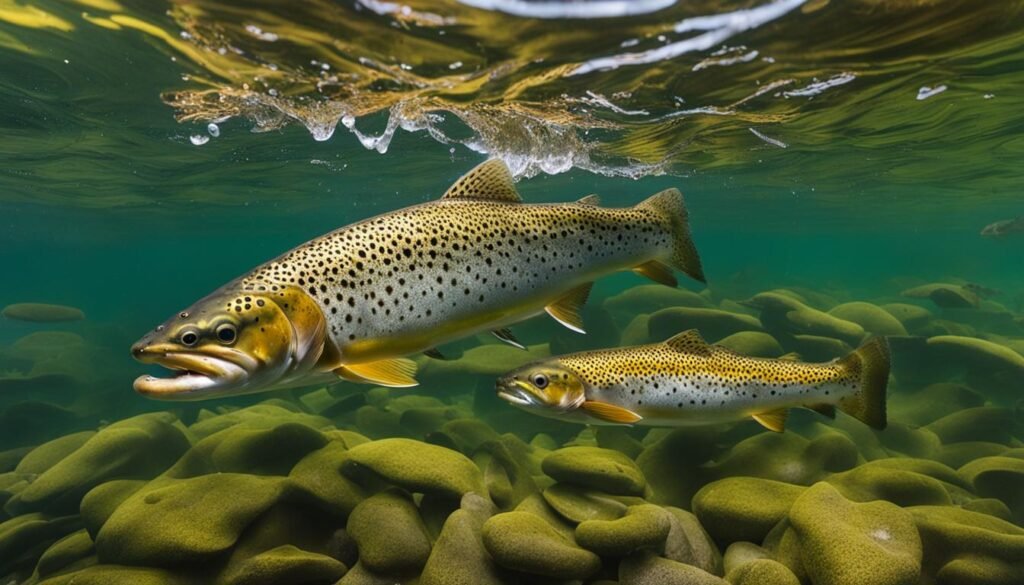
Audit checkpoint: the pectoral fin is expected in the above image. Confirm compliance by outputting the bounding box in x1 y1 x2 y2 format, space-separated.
545 282 593 334
576 194 601 206
752 409 788 432
633 260 678 288
581 400 643 424
335 358 419 388
492 328 526 350
778 352 802 361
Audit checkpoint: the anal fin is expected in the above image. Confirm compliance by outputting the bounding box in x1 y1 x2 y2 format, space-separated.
492 328 526 350
633 260 678 288
582 400 643 425
752 409 788 432
545 282 593 334
335 358 419 388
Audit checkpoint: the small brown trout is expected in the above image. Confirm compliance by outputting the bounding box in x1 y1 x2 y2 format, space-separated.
131 159 704 399
497 330 890 431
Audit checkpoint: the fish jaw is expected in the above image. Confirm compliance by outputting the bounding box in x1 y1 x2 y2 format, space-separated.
132 344 256 400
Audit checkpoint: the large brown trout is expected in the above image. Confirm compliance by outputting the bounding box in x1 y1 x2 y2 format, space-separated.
131 159 704 399
497 330 890 431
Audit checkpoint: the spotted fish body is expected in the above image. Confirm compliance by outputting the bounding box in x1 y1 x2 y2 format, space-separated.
497 331 890 431
131 159 704 399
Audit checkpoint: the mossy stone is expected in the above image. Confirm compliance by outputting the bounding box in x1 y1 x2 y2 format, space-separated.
188 404 331 439
514 492 576 541
620 314 653 346
745 293 864 345
575 504 671 556
926 407 1017 445
286 442 367 518
703 431 854 486
826 464 952 507
34 529 96 579
726 559 800 585
95 474 286 566
542 483 639 523
399 406 460 436
542 446 646 495
958 456 1024 524
603 285 712 322
881 303 933 331
902 283 980 309
15 431 95 474
346 489 431 576
419 342 549 377
79 480 147 538
0 513 81 575
353 406 406 439
420 496 505 585
663 507 721 574
889 382 984 427
714 331 785 357
595 427 645 459
37 565 199 585
619 550 728 585
165 422 327 478
937 442 1009 469
0 447 33 474
439 418 501 453
790 482 921 585
482 511 600 580
828 302 908 336
217 545 346 585
636 428 719 508
648 307 763 342
962 498 1014 522
6 413 190 516
788 334 854 361
909 506 1024 585
475 441 538 510
692 477 805 546
342 438 485 499
722 541 769 575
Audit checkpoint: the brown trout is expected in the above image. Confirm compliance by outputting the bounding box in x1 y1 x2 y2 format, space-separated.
496 330 890 431
131 159 704 399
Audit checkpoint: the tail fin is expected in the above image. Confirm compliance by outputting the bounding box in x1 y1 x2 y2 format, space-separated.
836 337 890 429
636 188 705 283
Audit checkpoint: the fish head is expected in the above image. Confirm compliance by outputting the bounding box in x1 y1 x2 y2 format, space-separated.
497 361 586 414
131 286 326 400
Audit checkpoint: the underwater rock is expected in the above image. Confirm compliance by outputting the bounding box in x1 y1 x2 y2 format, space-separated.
619 550 728 585
218 544 347 585
725 558 800 585
541 482 644 524
5 413 190 516
925 336 1024 403
483 511 600 580
742 291 865 346
704 431 858 486
475 439 538 510
0 402 79 449
692 477 805 546
542 446 646 496
287 442 368 518
14 431 95 475
926 407 1018 445
874 422 942 459
575 503 671 556
419 342 549 377
620 314 653 346
353 406 406 439
439 418 502 453
1 303 85 322
420 494 505 585
825 462 953 507
33 528 95 580
902 283 980 309
722 541 770 575
958 456 1024 524
342 438 485 499
95 474 286 565
0 447 33 474
961 498 1014 522
663 507 722 574
937 442 1010 470
165 421 327 478
790 482 922 585
636 428 720 508
594 427 645 459
648 307 763 342
79 480 147 539
0 513 81 576
398 406 461 436
909 506 1024 585
888 382 985 427
788 334 854 361
603 285 712 324
187 403 332 439
36 564 196 585
881 303 934 332
346 488 431 576
828 301 908 336
713 331 785 357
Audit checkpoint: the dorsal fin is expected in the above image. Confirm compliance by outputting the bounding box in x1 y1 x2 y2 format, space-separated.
576 194 601 206
441 159 521 202
663 329 712 356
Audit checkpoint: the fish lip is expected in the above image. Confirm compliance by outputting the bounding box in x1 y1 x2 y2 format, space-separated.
132 350 250 400
496 378 537 407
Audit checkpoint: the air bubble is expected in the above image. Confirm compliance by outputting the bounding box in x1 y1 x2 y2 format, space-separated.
190 134 210 146
207 123 220 137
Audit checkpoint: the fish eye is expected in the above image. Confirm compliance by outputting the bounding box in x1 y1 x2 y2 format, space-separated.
179 330 199 347
216 324 237 344
531 373 549 389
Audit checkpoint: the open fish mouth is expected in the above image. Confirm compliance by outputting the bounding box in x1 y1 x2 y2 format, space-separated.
495 378 539 407
133 351 250 399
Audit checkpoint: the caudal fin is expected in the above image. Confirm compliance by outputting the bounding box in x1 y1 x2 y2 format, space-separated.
836 337 890 429
636 188 705 283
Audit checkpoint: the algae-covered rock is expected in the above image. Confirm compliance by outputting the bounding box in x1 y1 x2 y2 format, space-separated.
33 528 95 579
37 564 197 585
187 403 331 439
346 488 431 576
826 463 953 507
789 482 921 585
692 477 805 546
342 438 485 499
663 507 721 574
287 442 367 518
902 283 980 309
420 494 505 585
604 285 712 322
6 413 191 516
95 474 286 565
595 427 645 459
743 292 865 345
958 456 1024 524
0 513 81 575
714 331 785 357
909 505 1024 585
165 422 327 478
475 440 538 510
542 446 646 496
218 544 347 585
925 336 1024 403
704 431 857 486
542 482 640 523
15 431 95 475
2 303 85 322
482 511 600 580
937 442 1010 470
881 303 933 331
620 314 653 346
725 559 800 585
788 334 854 361
575 504 671 556
926 407 1018 445
648 307 763 342
419 342 549 377
619 550 728 585
888 382 984 427
722 541 769 575
828 302 908 336
79 480 147 538
636 428 720 508
962 498 1014 522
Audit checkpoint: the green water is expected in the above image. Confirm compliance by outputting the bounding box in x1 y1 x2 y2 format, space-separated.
1 1 1023 584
